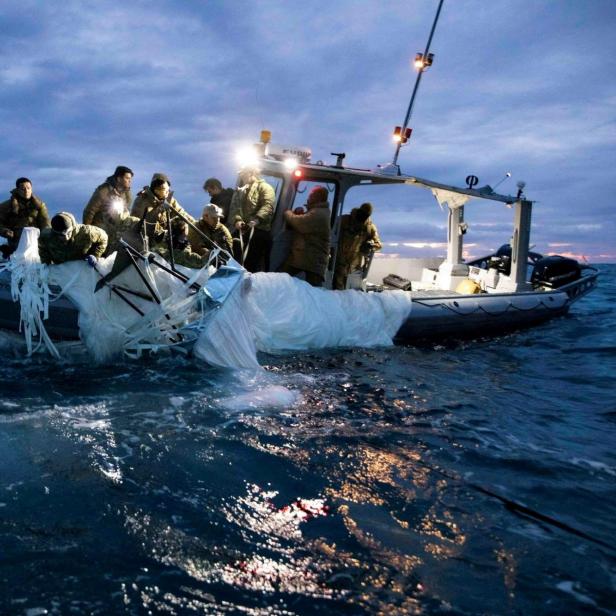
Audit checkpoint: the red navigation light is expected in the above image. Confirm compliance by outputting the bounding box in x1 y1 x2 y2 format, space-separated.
293 169 303 178
403 128 412 143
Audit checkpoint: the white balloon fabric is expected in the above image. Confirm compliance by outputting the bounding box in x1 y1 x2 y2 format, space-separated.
1 227 59 357
194 272 412 369
244 273 412 353
6 231 412 368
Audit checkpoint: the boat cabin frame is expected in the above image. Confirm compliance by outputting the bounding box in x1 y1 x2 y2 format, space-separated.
250 146 532 292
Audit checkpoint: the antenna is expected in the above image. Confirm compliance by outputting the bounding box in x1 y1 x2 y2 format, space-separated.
331 152 346 168
492 172 511 190
392 0 445 169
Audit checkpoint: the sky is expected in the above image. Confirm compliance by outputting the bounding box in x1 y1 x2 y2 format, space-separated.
1 0 615 262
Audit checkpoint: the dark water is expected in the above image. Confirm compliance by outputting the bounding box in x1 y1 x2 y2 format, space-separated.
1 265 615 615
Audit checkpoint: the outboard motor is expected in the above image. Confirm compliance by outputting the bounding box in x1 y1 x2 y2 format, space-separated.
486 244 513 275
531 255 581 289
485 243 544 275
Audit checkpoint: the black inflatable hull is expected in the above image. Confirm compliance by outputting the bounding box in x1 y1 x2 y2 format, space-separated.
0 269 599 346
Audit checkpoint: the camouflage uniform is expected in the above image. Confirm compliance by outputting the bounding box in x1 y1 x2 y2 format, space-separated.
0 189 50 256
188 218 233 256
333 208 382 290
228 179 275 232
154 245 208 269
82 176 133 239
228 178 276 272
130 187 195 247
281 200 331 283
103 213 143 256
39 213 108 265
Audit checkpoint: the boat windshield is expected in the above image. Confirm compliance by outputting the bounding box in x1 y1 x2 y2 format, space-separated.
342 183 438 258
292 180 337 213
343 181 522 261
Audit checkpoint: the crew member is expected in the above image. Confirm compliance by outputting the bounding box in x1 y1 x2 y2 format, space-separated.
333 202 382 290
39 212 107 265
203 177 234 224
189 203 233 256
0 177 50 258
154 222 208 269
228 166 275 272
82 166 134 239
280 186 331 287
130 173 195 247
103 211 143 256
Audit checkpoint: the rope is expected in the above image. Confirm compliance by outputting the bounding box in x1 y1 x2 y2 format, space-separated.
412 295 567 317
1 247 60 358
238 229 244 265
412 457 616 556
242 226 255 264
2 229 233 361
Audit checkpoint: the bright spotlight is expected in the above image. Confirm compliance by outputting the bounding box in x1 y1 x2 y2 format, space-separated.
283 157 298 170
108 197 125 218
236 145 260 168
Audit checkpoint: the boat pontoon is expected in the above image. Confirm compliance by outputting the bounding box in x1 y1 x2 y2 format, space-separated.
0 137 598 348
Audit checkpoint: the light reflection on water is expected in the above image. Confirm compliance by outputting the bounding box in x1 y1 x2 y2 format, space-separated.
0 265 615 614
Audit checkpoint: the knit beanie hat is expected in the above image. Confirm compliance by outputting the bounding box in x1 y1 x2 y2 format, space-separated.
51 212 74 236
359 202 373 216
150 173 171 188
309 186 329 204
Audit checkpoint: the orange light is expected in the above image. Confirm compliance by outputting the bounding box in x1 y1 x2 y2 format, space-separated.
393 126 412 144
293 169 303 178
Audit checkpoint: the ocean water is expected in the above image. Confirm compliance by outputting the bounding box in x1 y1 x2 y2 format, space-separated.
1 265 615 615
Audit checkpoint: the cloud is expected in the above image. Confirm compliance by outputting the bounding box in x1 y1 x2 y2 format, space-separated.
0 0 614 260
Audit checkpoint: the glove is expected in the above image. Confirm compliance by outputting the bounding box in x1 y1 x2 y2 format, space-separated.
360 241 375 255
85 255 98 268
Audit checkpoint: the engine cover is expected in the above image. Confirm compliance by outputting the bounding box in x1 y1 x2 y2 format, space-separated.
531 256 581 288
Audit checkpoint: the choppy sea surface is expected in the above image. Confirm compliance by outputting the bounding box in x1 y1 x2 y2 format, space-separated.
1 265 615 615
